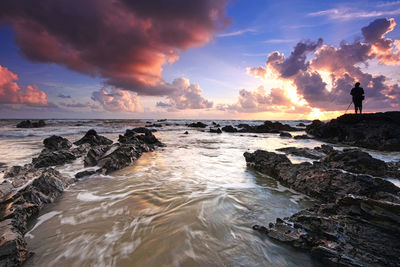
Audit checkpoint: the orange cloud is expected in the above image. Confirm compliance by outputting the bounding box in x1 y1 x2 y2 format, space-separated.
0 65 47 106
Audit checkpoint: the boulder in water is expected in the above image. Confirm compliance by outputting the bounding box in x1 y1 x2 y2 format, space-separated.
74 129 113 147
16 120 45 128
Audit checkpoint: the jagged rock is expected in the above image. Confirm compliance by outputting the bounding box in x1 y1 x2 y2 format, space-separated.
306 112 400 151
73 129 113 147
279 131 292 138
321 149 390 177
16 120 45 128
84 145 111 167
118 128 163 146
75 170 97 179
254 195 400 267
314 144 334 154
276 147 324 160
188 122 207 128
244 150 400 203
43 135 72 151
32 150 76 168
0 167 74 266
210 128 222 134
212 122 221 127
222 125 238 133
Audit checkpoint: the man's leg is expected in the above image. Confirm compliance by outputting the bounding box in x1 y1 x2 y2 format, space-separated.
359 103 362 114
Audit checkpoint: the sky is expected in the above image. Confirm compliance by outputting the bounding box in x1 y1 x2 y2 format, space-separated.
0 0 400 120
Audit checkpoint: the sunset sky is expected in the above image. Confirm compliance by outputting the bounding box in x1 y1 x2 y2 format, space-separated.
0 0 399 120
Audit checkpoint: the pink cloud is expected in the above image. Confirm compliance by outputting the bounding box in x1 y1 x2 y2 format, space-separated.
156 78 213 110
0 65 47 106
0 0 230 96
91 88 143 112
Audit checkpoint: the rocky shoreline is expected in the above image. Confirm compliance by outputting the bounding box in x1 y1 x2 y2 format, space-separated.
0 128 163 266
246 145 400 266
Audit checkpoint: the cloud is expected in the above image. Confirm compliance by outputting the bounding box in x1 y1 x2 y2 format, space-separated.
308 8 400 20
362 18 400 64
245 18 400 112
217 28 256 37
91 88 143 112
263 39 296 44
57 93 71 99
0 0 230 96
0 65 48 106
156 78 213 110
217 86 295 113
58 101 99 109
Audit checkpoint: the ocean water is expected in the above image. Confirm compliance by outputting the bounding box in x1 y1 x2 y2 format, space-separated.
0 119 399 267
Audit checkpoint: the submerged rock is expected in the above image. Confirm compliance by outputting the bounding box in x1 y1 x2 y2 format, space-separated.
210 128 222 134
237 121 302 134
16 120 45 128
306 112 400 151
293 134 312 140
188 122 207 128
73 129 113 147
276 147 324 160
221 125 238 133
279 131 292 138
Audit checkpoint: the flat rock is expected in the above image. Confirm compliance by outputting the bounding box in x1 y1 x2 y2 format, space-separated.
188 122 207 128
276 147 324 160
306 112 400 151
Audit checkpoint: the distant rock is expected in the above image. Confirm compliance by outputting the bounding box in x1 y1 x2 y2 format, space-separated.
212 122 221 127
221 125 238 132
236 121 302 134
16 120 45 128
184 131 189 135
74 129 113 147
306 112 400 151
279 131 292 138
296 122 306 127
293 134 312 140
188 122 207 128
210 128 222 134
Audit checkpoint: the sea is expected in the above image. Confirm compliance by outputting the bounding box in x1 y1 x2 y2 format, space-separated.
0 119 399 267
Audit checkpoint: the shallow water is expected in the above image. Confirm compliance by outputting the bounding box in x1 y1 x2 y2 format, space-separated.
0 119 399 266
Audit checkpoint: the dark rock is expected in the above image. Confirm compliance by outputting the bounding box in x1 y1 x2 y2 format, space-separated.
276 147 324 160
157 119 167 122
43 135 72 151
222 125 238 132
0 167 74 266
84 145 112 167
321 149 390 177
293 134 312 140
184 131 189 135
73 129 113 147
188 122 207 128
297 123 306 127
16 120 45 128
314 144 334 154
279 131 292 138
244 150 400 203
210 128 222 134
212 122 221 127
75 170 96 179
32 150 76 168
255 195 400 267
118 128 163 146
237 121 302 133
147 123 162 128
306 112 400 151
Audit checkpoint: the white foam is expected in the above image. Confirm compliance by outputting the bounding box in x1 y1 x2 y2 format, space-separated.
25 211 62 239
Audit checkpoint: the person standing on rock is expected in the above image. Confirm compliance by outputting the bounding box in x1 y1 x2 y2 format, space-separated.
350 82 365 114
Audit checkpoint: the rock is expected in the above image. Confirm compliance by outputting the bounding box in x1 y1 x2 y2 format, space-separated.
73 129 113 147
321 149 391 177
236 121 302 133
147 123 162 128
118 128 163 146
306 112 400 151
212 122 221 127
32 150 76 168
43 135 72 151
16 120 45 128
293 134 312 140
0 168 74 265
184 131 189 135
244 150 400 203
75 170 97 179
276 147 324 160
188 122 207 128
210 128 222 134
255 195 400 267
279 131 292 138
314 144 334 154
222 125 238 133
84 145 112 167
297 123 306 127
0 220 31 267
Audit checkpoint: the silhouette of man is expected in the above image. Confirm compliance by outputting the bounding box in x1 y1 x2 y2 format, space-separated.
350 82 365 114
